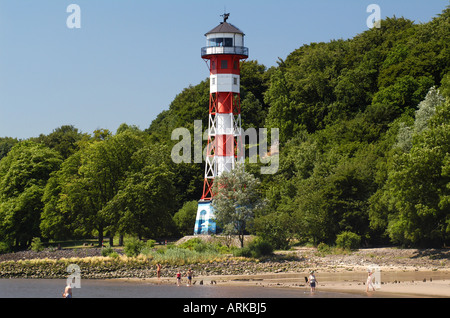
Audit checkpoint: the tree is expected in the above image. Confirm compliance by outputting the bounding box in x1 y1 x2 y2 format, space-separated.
0 137 18 161
212 166 265 247
440 73 450 99
367 75 434 126
395 86 445 152
146 80 209 144
253 211 296 249
383 99 450 246
0 141 62 248
33 125 86 159
264 68 303 142
102 144 177 240
42 129 148 245
173 200 198 236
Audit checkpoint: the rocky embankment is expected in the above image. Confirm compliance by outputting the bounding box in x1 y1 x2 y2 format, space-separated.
0 247 448 279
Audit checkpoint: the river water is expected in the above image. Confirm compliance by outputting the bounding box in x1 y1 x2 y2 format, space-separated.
0 278 365 298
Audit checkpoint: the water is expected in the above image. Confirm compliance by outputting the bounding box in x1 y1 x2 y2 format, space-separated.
0 279 420 317
0 279 365 298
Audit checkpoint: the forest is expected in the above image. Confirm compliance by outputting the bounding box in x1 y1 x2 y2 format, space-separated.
0 7 449 251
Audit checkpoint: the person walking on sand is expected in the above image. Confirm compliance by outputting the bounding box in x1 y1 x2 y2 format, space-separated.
366 270 376 292
308 271 318 293
176 270 182 286
186 269 193 286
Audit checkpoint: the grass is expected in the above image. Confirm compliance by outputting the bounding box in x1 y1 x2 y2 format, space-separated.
315 242 354 257
17 237 272 268
47 239 99 249
142 247 231 265
138 239 237 265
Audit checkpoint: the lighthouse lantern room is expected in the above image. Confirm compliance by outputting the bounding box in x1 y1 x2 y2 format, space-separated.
194 14 248 235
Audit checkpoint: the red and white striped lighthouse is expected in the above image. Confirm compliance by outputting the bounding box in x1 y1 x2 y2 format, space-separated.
194 14 248 235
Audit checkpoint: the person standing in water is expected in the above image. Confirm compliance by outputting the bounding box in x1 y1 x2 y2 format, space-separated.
366 270 376 292
308 271 318 293
62 283 72 298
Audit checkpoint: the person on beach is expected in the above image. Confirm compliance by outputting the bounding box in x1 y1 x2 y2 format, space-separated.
366 270 376 292
308 271 318 293
186 269 193 286
176 270 182 286
157 263 161 279
62 283 72 298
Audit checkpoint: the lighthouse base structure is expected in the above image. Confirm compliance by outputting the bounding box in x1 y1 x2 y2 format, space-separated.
194 201 219 235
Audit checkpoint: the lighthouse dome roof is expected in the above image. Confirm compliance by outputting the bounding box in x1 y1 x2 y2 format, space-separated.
205 22 244 36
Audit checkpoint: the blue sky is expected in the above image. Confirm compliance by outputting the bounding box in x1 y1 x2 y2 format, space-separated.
0 0 448 139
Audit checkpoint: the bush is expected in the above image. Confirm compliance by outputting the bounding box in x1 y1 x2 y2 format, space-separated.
250 239 273 257
140 240 157 255
178 238 203 250
101 246 115 257
109 252 119 258
145 239 156 248
177 238 233 254
0 241 10 254
233 246 252 258
317 242 331 254
173 200 198 236
335 231 361 250
212 242 234 254
233 238 274 258
124 238 145 257
30 237 45 252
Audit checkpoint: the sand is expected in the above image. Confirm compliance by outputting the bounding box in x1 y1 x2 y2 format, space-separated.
135 246 450 298
138 269 450 298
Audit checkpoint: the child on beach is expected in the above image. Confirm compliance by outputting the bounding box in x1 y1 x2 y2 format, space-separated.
176 270 182 286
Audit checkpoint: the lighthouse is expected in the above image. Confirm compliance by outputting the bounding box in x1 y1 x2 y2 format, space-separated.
194 14 249 235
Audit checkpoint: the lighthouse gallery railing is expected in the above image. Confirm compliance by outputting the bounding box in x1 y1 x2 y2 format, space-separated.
201 46 249 57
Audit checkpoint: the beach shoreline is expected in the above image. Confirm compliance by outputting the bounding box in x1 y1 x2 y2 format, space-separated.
121 246 450 298
119 267 450 298
1 246 449 297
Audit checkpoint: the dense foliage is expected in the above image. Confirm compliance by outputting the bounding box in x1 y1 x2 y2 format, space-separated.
212 166 266 248
1 8 449 250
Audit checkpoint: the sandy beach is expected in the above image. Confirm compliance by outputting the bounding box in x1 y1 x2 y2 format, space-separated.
131 268 450 298
129 246 450 298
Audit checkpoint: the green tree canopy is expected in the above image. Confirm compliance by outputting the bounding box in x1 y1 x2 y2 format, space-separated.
212 166 266 247
0 141 62 248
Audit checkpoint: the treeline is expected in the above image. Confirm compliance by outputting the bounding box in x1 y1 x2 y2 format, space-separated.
0 125 197 249
1 8 450 250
